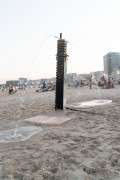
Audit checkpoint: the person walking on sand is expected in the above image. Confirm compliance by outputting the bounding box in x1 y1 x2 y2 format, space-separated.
89 75 92 89
42 81 46 89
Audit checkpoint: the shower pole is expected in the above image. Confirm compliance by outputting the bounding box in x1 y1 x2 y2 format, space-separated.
55 33 68 110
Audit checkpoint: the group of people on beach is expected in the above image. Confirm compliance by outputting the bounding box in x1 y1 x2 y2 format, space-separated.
42 81 56 92
88 74 115 89
6 75 115 94
0 85 17 94
8 85 17 94
36 81 56 93
98 75 115 89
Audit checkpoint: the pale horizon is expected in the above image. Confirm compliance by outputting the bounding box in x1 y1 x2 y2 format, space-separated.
0 0 120 84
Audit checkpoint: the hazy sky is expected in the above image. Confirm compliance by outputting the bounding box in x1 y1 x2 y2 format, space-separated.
0 0 120 83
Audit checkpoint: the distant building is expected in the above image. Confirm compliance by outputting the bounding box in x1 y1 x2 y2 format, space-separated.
92 71 104 81
66 73 77 83
77 74 86 81
103 52 120 78
19 77 27 86
6 80 19 87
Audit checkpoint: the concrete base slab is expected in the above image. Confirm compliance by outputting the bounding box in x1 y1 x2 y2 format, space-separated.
25 115 71 126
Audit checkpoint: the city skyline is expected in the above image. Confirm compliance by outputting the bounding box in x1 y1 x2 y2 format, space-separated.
2 70 104 85
0 0 120 83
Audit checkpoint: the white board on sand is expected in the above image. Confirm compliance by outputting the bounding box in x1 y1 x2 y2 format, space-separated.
66 99 112 110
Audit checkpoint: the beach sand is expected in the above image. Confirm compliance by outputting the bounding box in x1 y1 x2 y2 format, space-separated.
0 85 120 180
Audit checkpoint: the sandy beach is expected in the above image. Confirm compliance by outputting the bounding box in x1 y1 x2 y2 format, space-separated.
0 85 120 180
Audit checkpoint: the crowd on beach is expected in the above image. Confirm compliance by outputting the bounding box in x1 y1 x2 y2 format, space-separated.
98 75 115 89
0 82 56 94
0 74 118 95
69 74 116 90
0 85 17 94
36 81 56 92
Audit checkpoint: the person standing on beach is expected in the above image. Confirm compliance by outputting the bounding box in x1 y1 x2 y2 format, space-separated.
89 75 92 89
42 81 46 89
100 75 106 88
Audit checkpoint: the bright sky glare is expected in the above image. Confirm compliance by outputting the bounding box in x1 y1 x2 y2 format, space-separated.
0 0 120 83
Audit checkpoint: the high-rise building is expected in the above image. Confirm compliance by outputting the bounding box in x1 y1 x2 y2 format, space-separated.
103 52 120 77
